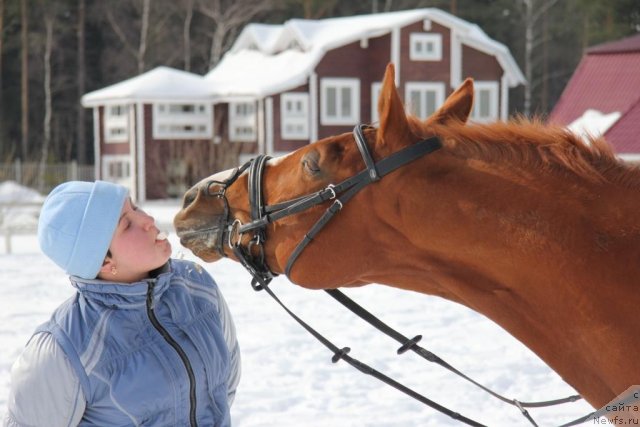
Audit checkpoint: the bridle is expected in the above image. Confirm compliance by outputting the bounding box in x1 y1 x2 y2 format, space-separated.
203 124 442 289
198 124 593 426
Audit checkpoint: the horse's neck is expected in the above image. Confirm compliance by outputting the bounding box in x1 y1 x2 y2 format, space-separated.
374 154 640 407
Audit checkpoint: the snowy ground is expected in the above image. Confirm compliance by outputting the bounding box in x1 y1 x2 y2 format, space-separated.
0 195 598 426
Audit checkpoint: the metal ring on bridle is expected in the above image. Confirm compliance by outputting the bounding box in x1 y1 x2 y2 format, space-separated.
326 183 337 199
227 218 243 249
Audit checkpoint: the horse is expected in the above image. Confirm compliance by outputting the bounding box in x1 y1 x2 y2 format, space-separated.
174 63 640 411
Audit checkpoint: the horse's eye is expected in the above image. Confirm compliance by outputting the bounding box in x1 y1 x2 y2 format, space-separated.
302 152 321 176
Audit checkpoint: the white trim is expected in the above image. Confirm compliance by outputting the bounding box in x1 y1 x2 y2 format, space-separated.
309 72 318 142
371 82 382 124
281 92 310 140
500 75 509 121
404 82 446 119
135 103 145 202
152 103 213 140
320 78 360 126
471 81 499 123
104 104 129 143
229 101 257 142
391 28 401 86
93 108 100 179
266 97 274 155
409 33 442 61
450 30 462 88
102 154 132 188
257 98 265 154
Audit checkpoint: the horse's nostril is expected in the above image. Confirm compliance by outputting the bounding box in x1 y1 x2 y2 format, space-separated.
182 188 197 209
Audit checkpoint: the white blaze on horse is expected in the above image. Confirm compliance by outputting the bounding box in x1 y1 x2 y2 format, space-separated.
174 63 640 413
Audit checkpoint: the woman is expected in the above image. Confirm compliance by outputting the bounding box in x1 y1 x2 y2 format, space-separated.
4 180 240 426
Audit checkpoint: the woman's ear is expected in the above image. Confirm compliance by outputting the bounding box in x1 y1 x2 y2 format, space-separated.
98 255 116 278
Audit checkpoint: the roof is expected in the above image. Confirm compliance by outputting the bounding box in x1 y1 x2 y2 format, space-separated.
82 66 212 107
587 32 640 54
207 8 525 99
548 34 640 153
605 98 640 153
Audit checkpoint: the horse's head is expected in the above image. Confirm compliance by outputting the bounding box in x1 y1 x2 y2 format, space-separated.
174 64 474 287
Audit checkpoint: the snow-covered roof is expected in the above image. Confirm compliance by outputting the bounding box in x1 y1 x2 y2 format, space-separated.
82 66 212 106
208 8 525 99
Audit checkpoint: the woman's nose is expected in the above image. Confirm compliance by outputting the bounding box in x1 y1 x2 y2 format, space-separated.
138 210 156 229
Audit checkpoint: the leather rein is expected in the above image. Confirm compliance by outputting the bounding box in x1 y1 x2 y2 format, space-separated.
201 124 593 427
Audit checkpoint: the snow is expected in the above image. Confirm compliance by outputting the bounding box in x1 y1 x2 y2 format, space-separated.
0 183 598 426
81 66 215 107
0 181 43 230
568 109 621 142
207 8 524 99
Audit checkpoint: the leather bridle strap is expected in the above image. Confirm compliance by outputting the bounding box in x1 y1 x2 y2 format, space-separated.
325 289 593 427
284 129 442 277
258 281 486 427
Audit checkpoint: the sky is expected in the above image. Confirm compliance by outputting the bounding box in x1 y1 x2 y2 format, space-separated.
0 183 602 426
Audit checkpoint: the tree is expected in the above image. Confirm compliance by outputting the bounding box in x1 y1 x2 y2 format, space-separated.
20 0 28 160
182 0 194 71
197 0 275 70
517 0 561 116
76 0 86 164
37 8 53 191
0 0 4 148
105 0 151 74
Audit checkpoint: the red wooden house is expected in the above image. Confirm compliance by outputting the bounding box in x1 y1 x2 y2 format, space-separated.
549 33 640 161
83 8 524 200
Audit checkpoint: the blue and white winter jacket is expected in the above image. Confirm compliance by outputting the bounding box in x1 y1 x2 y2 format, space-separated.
4 259 241 427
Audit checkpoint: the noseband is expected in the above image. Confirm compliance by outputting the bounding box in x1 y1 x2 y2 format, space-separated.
202 124 442 290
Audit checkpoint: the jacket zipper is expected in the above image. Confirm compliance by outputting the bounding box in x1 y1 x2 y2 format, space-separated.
146 280 198 427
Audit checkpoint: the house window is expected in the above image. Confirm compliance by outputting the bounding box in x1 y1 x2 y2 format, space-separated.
405 82 445 119
229 102 257 142
102 155 131 188
281 93 309 140
410 33 442 61
104 104 129 143
370 82 382 124
153 103 212 139
472 81 499 123
320 78 360 125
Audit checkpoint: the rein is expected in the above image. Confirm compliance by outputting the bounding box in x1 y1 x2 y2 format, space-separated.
202 125 593 426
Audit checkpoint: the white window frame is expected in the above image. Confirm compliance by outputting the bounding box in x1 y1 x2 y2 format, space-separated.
471 81 499 123
410 33 443 61
320 78 360 126
281 93 309 140
370 82 382 124
104 104 129 143
404 82 445 119
102 154 132 189
229 101 257 142
153 103 212 139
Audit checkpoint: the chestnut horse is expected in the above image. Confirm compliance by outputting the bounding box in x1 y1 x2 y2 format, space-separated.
174 64 640 411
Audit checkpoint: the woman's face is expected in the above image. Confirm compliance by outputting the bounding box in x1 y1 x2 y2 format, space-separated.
101 198 172 283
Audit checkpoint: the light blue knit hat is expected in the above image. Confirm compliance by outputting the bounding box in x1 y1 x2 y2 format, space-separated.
38 180 128 279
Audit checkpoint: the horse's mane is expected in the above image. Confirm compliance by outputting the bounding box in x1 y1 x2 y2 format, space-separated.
408 116 640 188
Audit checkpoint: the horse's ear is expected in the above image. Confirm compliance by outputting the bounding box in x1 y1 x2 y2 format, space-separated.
428 78 474 125
377 63 414 148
